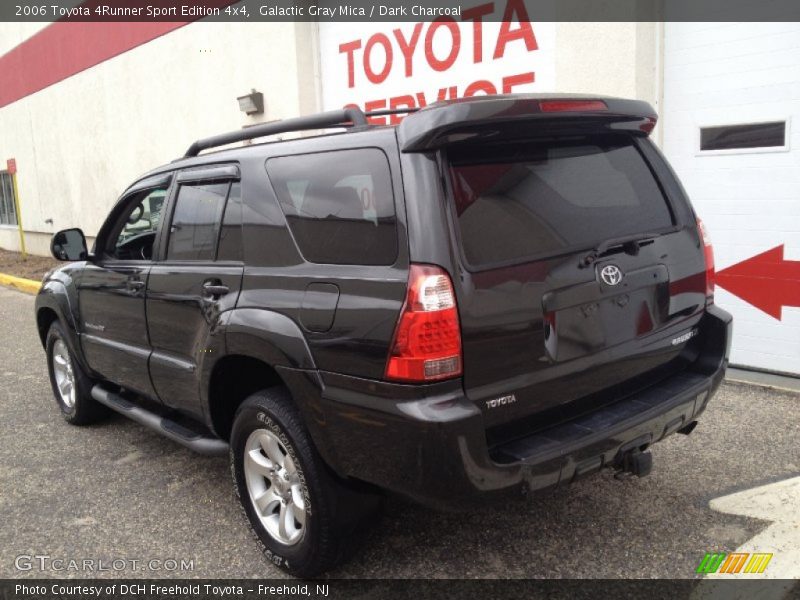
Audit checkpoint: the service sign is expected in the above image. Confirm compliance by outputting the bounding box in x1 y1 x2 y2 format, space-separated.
319 0 556 123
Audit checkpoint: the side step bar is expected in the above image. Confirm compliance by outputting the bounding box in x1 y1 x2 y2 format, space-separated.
91 385 228 456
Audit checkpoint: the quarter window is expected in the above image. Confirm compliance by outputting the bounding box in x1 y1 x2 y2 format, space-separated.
266 149 398 265
166 183 229 261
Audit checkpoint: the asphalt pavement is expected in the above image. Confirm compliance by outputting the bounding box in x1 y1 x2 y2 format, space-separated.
1 285 798 579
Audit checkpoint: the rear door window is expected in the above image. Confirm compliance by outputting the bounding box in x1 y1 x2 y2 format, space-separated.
166 182 229 261
447 136 674 268
266 148 398 265
216 182 243 262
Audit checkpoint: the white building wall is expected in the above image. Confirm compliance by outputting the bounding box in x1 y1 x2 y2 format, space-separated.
662 22 800 374
555 22 662 142
1 19 658 256
317 20 659 120
0 21 320 254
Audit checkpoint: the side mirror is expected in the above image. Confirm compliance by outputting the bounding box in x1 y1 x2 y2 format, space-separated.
51 228 89 261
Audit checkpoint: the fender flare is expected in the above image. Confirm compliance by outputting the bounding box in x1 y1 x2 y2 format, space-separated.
198 307 317 412
35 280 93 374
221 307 317 370
200 308 342 462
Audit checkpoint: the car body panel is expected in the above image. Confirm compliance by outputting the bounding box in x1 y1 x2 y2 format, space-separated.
77 261 155 399
147 263 244 418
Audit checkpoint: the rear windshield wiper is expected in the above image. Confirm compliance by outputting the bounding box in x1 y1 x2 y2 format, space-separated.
579 232 662 268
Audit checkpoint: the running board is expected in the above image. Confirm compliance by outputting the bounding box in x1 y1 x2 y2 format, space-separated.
91 385 228 456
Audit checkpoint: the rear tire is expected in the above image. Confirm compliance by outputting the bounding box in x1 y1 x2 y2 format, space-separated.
230 387 380 577
45 321 108 425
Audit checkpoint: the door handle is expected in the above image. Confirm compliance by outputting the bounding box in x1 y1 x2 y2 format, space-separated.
202 281 230 297
127 280 145 291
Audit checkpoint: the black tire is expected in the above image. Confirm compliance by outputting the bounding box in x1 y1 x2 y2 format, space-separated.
230 387 380 577
45 321 108 425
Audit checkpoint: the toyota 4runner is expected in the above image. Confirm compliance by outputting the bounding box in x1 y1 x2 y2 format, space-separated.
36 94 732 577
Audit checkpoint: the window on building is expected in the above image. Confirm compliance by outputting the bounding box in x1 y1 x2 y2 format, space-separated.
700 121 786 151
266 149 398 265
166 182 229 261
0 171 18 226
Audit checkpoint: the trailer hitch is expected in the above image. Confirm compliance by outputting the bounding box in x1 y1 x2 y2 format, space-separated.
614 447 653 479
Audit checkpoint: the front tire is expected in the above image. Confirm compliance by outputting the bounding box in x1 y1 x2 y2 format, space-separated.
230 387 379 577
45 321 108 425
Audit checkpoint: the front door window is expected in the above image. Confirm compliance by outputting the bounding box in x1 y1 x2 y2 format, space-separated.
109 188 167 260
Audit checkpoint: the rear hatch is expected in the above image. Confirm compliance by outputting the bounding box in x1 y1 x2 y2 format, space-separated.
432 104 708 432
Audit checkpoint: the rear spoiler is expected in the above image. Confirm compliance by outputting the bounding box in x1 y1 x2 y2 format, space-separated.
396 94 657 152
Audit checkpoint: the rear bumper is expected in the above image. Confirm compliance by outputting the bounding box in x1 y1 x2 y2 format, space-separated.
305 305 732 508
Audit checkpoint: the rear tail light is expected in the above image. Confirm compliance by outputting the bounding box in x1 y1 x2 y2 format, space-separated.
539 99 608 113
385 264 463 382
697 218 715 303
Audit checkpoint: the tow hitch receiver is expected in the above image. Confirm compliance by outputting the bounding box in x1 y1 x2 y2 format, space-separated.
615 448 653 479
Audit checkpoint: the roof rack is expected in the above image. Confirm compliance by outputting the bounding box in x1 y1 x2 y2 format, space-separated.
364 107 420 118
183 107 369 157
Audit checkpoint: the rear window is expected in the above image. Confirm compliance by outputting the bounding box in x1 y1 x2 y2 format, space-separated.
267 149 398 265
447 137 674 268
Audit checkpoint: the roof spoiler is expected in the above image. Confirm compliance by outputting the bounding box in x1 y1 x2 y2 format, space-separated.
396 94 658 152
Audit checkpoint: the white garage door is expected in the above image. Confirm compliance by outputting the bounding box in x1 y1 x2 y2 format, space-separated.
663 23 800 375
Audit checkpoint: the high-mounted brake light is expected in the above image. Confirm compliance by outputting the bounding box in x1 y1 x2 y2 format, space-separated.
539 99 608 113
697 218 715 303
385 265 463 383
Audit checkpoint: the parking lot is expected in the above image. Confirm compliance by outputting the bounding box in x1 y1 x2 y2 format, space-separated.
1 284 798 579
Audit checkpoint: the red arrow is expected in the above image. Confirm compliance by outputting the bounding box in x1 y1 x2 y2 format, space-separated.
715 245 800 320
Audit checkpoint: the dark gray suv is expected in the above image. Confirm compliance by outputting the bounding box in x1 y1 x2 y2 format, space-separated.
36 94 731 576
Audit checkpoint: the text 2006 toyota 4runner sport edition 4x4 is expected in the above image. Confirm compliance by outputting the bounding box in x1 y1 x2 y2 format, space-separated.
36 94 731 576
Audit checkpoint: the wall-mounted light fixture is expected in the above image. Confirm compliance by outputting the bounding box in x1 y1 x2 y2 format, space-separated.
237 89 264 115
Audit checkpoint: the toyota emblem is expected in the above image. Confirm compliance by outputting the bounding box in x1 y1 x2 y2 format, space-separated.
599 264 623 286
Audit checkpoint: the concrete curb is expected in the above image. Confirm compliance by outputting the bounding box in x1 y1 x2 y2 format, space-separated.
726 367 800 395
725 377 800 396
0 272 41 295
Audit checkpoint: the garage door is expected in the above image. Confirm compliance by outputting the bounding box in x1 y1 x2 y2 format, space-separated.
663 23 800 375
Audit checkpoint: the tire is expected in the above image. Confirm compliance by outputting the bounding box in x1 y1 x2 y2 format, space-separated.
230 387 380 577
45 321 108 425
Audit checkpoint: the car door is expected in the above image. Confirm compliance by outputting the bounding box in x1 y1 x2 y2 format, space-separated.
78 175 172 399
146 164 244 418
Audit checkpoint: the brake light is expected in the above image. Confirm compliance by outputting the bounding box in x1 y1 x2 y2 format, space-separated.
385 264 463 382
697 218 715 302
639 116 657 134
539 99 608 113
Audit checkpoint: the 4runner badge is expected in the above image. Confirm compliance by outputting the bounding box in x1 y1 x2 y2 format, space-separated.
672 329 698 345
599 264 623 286
486 394 517 409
